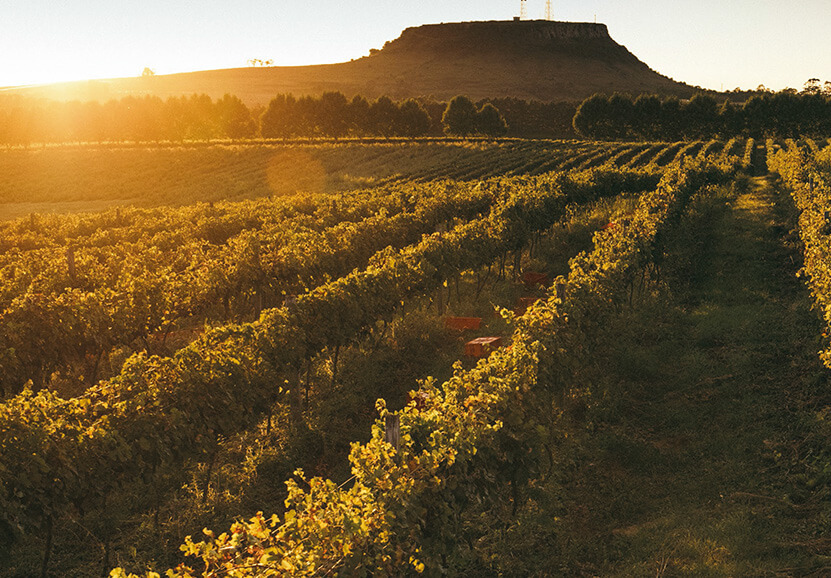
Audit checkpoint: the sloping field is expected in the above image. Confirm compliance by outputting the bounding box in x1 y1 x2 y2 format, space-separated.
0 139 746 221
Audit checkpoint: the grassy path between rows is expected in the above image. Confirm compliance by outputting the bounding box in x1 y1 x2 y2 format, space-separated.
557 176 831 576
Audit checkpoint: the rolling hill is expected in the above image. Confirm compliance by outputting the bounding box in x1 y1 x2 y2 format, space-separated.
7 20 698 105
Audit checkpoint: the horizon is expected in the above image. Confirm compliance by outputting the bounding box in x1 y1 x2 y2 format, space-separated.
2 1 829 93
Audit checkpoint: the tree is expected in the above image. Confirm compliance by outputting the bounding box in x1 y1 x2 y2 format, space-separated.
347 95 371 136
717 99 742 137
185 93 220 140
607 93 634 139
741 93 770 138
120 95 165 142
682 94 719 139
260 94 298 139
294 96 319 137
394 99 431 138
659 97 683 141
803 78 822 94
216 94 256 139
798 92 828 136
369 96 398 137
572 93 611 139
164 94 219 141
476 102 508 137
632 94 662 140
318 92 349 138
79 100 108 143
768 90 801 137
442 95 478 136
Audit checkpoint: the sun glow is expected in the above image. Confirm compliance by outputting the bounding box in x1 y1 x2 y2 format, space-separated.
1 62 135 89
0 42 210 89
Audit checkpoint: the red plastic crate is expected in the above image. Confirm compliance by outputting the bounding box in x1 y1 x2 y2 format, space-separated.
444 316 482 331
465 336 503 358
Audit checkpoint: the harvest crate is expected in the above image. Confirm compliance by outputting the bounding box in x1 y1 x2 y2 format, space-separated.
444 316 482 331
465 336 503 358
521 271 548 287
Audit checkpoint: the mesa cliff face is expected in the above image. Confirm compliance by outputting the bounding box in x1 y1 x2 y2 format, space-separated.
357 20 693 101
13 20 696 104
387 20 613 48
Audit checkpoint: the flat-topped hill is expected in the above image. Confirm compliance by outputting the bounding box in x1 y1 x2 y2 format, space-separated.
6 20 697 104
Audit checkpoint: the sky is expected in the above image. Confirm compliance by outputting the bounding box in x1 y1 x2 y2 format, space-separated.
1 0 828 92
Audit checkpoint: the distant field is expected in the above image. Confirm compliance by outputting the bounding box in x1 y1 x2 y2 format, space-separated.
0 138 746 221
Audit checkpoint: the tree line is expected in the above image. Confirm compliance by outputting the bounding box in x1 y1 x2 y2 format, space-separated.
0 93 258 145
0 92 515 146
260 93 506 138
7 85 831 146
573 89 831 140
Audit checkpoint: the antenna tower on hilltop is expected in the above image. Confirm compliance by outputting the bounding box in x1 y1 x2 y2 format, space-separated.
520 0 527 20
545 0 552 20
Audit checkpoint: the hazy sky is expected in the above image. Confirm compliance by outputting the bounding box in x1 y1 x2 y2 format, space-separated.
1 0 828 92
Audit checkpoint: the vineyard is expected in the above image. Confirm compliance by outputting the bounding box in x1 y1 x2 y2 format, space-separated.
0 138 750 220
2 137 831 576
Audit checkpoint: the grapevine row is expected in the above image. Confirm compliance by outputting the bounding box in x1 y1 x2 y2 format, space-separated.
128 160 730 577
0 181 499 396
768 140 831 366
0 177 485 254
0 141 615 219
0 168 660 548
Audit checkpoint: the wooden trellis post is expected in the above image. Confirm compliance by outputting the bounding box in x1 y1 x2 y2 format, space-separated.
385 414 400 452
555 281 566 301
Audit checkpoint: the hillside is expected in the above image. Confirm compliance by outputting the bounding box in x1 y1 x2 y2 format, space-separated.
7 20 698 105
